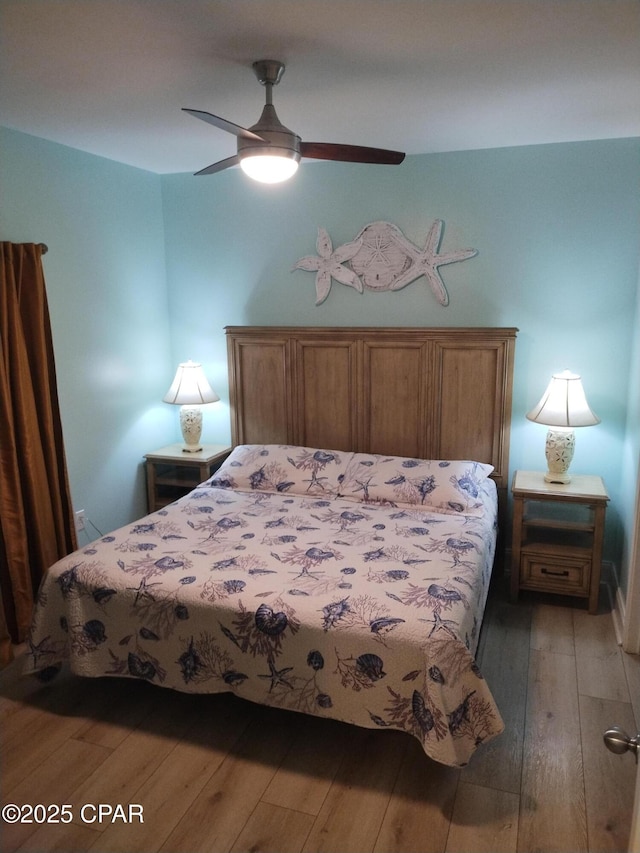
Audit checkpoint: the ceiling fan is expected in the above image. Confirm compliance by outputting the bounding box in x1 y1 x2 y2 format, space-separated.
183 60 405 183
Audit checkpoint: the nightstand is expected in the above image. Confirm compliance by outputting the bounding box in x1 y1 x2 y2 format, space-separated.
144 443 231 511
510 470 609 613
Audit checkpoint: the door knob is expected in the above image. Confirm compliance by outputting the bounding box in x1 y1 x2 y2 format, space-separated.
603 726 640 763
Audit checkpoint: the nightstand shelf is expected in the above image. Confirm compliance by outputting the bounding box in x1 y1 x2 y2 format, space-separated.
510 470 609 613
144 443 231 511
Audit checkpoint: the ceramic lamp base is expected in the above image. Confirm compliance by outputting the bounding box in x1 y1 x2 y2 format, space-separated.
179 404 203 452
544 426 575 484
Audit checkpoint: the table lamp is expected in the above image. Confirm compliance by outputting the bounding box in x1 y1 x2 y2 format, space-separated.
526 369 600 484
163 360 219 452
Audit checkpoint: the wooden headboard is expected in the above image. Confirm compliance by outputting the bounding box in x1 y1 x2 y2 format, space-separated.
225 326 517 490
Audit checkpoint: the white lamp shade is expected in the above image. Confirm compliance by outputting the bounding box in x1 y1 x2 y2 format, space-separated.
163 361 219 405
240 153 299 183
526 370 600 428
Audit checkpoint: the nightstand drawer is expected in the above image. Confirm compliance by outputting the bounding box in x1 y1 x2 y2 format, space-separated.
520 549 590 595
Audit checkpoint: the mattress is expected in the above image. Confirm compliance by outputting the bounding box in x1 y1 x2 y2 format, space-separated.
26 444 504 766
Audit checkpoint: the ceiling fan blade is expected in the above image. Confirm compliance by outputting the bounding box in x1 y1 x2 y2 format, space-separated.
194 155 241 176
300 142 405 165
182 108 265 142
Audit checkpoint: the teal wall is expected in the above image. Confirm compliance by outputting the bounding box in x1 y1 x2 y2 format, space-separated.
2 125 639 598
620 268 640 594
0 127 174 536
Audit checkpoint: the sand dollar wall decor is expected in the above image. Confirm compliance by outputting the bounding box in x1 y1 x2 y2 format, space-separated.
293 220 477 306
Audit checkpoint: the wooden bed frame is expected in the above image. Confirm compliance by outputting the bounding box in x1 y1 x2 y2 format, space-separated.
226 326 517 494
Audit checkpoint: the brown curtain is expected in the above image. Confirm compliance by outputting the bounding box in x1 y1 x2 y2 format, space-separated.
0 242 77 649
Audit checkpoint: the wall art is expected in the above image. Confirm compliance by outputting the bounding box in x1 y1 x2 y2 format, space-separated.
293 220 477 306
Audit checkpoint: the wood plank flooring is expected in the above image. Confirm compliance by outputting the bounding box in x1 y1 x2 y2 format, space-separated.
1 579 638 853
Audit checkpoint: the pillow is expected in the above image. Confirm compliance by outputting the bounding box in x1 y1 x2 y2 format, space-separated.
337 453 494 516
207 444 348 497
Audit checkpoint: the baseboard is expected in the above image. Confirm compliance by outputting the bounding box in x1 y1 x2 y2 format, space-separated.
612 583 626 647
602 559 625 646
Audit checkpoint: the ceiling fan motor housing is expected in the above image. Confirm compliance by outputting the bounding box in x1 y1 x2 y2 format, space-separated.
238 66 301 167
237 103 301 164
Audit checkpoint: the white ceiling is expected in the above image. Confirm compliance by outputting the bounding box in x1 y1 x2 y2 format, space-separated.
1 0 638 175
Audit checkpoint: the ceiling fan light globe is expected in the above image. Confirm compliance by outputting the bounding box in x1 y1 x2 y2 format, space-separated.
240 152 299 183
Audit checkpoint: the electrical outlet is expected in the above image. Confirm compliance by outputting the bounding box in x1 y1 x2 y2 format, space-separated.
75 509 86 532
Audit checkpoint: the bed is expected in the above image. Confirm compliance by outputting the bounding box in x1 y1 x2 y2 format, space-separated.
26 326 517 767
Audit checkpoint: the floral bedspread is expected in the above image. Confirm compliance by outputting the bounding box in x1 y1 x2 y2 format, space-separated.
26 444 504 766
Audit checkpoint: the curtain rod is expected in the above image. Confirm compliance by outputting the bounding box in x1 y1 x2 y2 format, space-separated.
38 243 48 254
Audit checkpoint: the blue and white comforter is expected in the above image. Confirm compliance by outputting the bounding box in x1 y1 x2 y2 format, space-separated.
26 444 504 766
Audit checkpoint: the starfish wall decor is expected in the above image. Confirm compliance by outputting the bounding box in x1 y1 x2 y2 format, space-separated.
293 220 477 306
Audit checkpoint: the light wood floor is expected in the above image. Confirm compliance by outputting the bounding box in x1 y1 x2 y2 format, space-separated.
1 579 638 853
